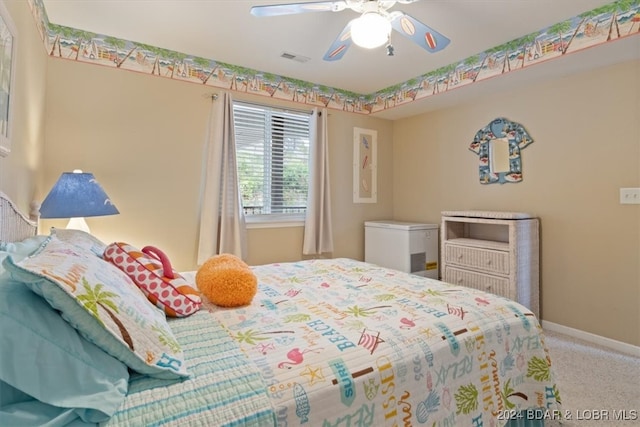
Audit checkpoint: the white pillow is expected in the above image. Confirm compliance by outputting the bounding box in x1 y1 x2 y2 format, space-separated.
7 235 189 379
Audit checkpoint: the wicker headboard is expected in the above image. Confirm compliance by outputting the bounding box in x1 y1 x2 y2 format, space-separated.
0 192 38 242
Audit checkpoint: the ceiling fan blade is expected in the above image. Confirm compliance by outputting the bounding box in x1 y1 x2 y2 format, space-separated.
322 21 353 61
389 11 450 53
251 1 347 17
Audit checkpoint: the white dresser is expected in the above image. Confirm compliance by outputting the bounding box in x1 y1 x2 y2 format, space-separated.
440 211 539 317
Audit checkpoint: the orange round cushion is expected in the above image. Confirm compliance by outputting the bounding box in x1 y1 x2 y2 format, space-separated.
196 254 257 307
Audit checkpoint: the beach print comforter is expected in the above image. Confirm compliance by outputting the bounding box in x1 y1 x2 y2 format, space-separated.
107 258 560 426
208 258 562 427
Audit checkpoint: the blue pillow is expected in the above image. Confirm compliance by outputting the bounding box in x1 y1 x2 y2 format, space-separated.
0 380 90 426
0 235 47 261
0 257 129 423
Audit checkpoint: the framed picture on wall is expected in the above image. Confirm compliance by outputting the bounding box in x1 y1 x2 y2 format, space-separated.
353 127 377 203
0 0 16 157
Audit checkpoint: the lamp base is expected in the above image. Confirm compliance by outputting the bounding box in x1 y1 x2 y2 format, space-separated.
66 217 91 233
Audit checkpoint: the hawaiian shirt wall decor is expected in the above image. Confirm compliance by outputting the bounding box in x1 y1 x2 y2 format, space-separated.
469 118 534 184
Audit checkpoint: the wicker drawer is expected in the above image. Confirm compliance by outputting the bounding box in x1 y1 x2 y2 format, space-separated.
443 266 513 299
444 243 510 274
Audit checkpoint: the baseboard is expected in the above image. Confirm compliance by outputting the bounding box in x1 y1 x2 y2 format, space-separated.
542 321 640 357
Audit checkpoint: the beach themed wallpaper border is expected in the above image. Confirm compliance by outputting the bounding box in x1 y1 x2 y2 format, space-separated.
27 0 640 116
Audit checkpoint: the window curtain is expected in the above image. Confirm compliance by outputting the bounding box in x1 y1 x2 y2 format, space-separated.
303 108 334 255
197 92 247 264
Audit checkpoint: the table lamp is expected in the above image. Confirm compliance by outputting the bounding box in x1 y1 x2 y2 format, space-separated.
39 170 119 233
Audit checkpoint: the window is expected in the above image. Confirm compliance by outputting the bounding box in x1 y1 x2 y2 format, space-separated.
233 101 311 220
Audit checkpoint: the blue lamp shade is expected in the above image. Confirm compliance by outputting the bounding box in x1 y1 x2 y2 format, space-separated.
40 171 119 219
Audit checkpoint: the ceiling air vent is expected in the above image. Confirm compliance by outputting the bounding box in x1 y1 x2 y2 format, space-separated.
280 52 310 63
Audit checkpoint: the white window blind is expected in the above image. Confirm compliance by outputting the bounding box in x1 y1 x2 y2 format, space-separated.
233 101 311 217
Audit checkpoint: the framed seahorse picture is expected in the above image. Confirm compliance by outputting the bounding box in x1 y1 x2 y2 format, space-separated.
353 127 377 203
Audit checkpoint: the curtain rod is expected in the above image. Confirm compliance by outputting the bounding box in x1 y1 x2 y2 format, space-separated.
234 99 315 116
203 92 322 115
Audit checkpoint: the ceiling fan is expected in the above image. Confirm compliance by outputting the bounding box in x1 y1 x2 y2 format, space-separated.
250 0 450 61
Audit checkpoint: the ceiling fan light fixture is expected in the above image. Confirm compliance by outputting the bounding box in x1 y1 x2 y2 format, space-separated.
350 12 391 49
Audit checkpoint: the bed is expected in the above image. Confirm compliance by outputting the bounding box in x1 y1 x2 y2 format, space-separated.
0 191 563 427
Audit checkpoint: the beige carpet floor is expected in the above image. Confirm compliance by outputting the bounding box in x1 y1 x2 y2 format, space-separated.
543 329 639 426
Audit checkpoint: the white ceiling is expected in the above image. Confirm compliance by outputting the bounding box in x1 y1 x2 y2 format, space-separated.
42 0 638 118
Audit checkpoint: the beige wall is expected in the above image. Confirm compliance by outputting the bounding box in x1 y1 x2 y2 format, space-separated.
0 0 47 211
42 58 395 271
393 59 640 346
